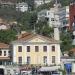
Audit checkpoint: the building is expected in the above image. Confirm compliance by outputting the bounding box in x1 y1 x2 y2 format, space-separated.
0 43 11 65
0 23 10 30
38 5 69 28
34 0 51 7
69 3 75 29
16 2 28 12
38 9 55 27
12 30 61 66
59 6 69 30
69 4 75 45
38 4 60 27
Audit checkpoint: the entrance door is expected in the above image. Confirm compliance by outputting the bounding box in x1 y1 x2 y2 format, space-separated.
0 69 4 75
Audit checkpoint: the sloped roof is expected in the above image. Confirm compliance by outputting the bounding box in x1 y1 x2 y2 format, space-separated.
0 43 9 49
13 32 60 44
70 48 75 52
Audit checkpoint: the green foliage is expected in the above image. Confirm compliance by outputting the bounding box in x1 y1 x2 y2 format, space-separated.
60 31 72 52
17 11 37 31
0 30 17 44
36 1 54 12
60 0 70 6
59 69 66 75
0 4 22 22
35 20 53 37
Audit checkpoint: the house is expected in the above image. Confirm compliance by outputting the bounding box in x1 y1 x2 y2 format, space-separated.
12 31 61 66
34 0 51 7
0 43 11 65
0 23 10 30
38 9 53 27
38 4 61 27
16 2 28 12
38 5 69 29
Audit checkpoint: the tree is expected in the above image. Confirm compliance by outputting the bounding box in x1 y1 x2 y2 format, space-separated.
35 20 53 37
60 31 73 52
25 0 35 10
59 0 70 6
0 30 17 44
36 1 54 12
17 11 37 31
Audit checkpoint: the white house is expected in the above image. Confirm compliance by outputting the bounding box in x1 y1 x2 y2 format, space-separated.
38 8 60 27
38 5 69 28
0 43 11 65
0 23 10 30
34 0 51 7
16 2 28 12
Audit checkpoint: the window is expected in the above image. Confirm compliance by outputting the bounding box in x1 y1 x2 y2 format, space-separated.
27 56 30 64
8 51 10 53
18 57 22 64
27 46 30 52
8 51 11 56
52 56 55 63
4 51 6 56
18 46 22 52
51 18 54 21
48 12 50 15
0 50 2 56
7 70 10 74
74 16 75 20
43 46 47 52
52 46 55 52
43 56 47 64
35 46 39 52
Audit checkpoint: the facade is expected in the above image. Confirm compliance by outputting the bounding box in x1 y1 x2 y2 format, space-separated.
38 5 69 28
16 2 28 12
34 0 51 7
59 6 69 29
38 9 55 27
69 3 75 29
69 4 75 45
0 43 11 65
12 32 61 66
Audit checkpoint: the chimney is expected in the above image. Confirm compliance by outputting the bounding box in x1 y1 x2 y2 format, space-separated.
54 26 60 40
53 0 60 41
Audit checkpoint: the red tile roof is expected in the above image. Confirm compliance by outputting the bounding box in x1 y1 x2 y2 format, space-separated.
0 43 9 49
14 32 60 43
70 48 75 52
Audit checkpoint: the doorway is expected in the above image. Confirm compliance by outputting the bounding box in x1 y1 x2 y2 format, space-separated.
0 68 4 75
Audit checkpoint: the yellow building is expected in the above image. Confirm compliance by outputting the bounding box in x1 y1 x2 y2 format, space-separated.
12 33 61 66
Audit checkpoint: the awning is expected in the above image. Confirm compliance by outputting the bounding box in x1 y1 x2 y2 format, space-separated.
38 66 60 72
